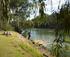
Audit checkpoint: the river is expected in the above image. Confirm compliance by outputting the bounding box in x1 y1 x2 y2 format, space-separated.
31 29 55 45
24 28 70 57
24 28 55 47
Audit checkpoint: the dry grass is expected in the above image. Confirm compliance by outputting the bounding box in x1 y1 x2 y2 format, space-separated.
0 31 43 57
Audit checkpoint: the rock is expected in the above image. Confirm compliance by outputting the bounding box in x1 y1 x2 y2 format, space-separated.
43 53 48 57
39 44 42 46
34 40 44 45
30 40 35 44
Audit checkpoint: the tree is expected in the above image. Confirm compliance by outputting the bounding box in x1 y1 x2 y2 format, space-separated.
9 0 30 32
51 0 70 57
0 0 13 31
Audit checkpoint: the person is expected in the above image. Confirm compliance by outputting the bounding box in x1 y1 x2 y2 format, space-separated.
28 32 31 40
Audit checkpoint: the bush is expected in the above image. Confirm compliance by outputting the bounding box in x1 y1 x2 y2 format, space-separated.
2 24 14 31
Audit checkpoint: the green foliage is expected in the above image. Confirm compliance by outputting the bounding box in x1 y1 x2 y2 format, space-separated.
53 2 70 34
0 0 14 31
9 0 27 8
51 43 65 57
1 23 14 31
22 20 34 29
39 1 45 16
9 0 30 32
19 43 43 57
32 15 48 28
51 1 70 57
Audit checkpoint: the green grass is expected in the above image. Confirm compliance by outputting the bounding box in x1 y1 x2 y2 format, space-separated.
64 37 70 57
65 38 70 43
19 43 43 57
0 31 43 57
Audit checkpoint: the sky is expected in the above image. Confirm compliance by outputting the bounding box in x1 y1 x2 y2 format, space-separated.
45 0 65 14
28 0 66 20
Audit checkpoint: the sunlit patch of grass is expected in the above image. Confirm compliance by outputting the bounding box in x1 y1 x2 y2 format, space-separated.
19 43 43 57
0 31 43 57
65 38 70 43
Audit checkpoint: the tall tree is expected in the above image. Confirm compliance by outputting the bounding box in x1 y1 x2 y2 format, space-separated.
0 0 11 30
51 0 70 57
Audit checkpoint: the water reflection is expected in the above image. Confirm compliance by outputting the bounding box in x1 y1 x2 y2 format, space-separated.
26 28 55 47
25 28 70 56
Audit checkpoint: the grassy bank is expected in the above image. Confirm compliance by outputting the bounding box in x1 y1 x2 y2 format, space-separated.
65 38 70 43
0 31 43 57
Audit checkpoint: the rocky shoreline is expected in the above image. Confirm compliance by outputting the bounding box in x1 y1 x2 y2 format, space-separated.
29 39 54 57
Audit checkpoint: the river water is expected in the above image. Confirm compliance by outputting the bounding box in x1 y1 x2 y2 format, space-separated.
24 28 70 57
30 29 55 41
25 28 55 47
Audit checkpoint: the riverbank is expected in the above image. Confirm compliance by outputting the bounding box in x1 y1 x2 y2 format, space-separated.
30 39 54 57
0 31 44 57
0 31 69 57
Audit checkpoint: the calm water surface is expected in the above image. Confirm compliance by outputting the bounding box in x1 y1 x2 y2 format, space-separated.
25 28 70 56
26 28 55 47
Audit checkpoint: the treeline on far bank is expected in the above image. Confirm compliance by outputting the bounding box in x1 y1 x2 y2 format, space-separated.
29 3 70 31
0 0 70 34
0 5 70 33
19 2 70 30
